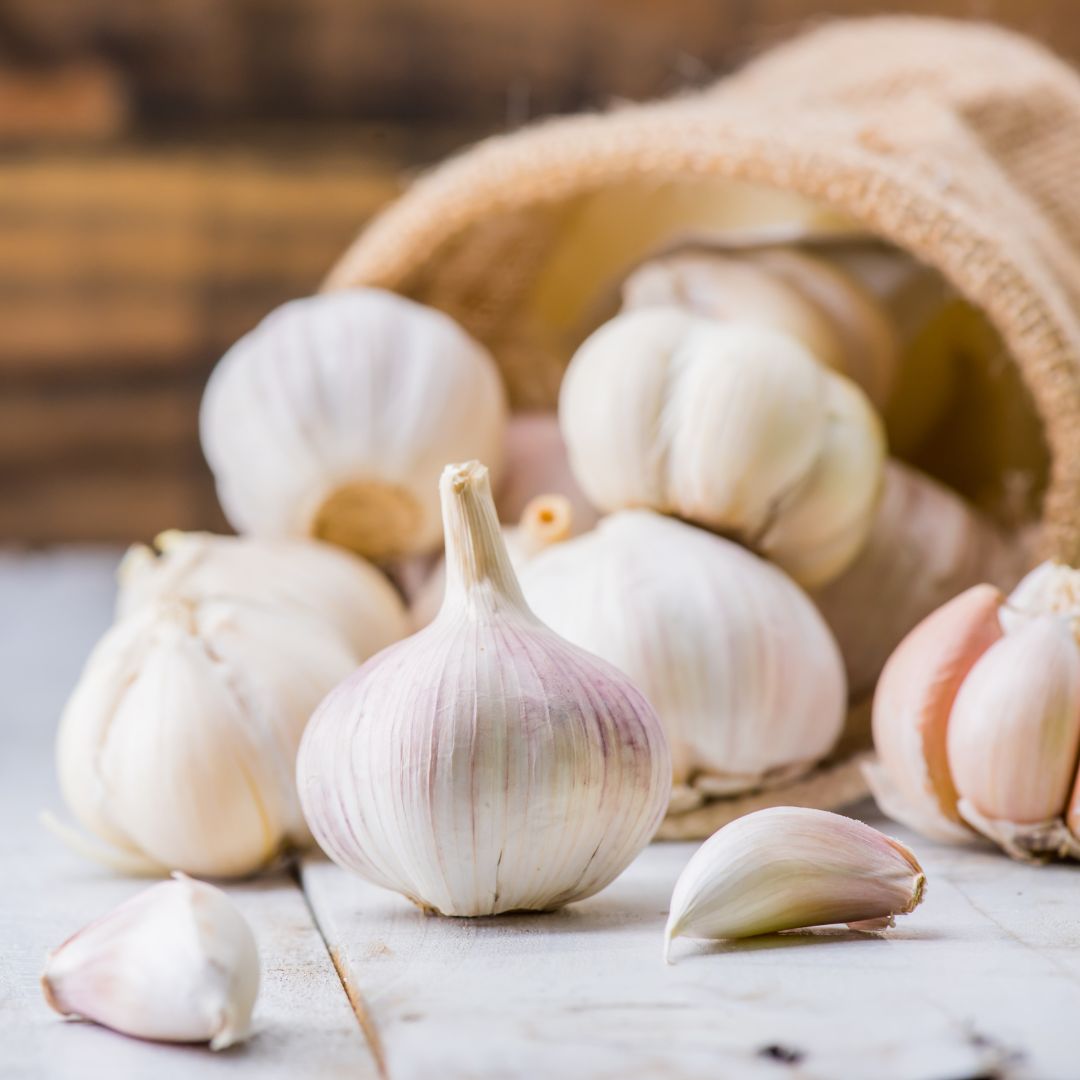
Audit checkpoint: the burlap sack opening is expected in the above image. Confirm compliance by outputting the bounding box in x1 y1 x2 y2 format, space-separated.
324 16 1080 836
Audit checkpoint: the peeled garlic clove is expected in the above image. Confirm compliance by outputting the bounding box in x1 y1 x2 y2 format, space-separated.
520 510 845 796
57 598 358 877
495 412 600 534
298 461 671 917
42 874 259 1049
622 252 848 375
947 616 1080 861
559 306 883 587
200 288 508 560
757 375 886 589
869 585 1003 842
814 461 1028 701
665 807 925 960
116 530 408 659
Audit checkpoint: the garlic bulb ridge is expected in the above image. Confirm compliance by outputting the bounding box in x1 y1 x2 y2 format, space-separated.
520 510 846 802
43 874 259 1050
200 288 508 560
297 461 671 916
558 306 885 588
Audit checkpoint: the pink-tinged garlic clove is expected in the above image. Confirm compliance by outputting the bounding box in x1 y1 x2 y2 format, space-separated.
947 616 1080 862
869 584 1004 841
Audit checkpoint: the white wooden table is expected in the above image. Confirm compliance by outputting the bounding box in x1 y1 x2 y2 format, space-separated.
3 549 1077 1079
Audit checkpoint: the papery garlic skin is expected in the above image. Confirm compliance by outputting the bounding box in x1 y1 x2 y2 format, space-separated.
496 412 600 534
117 530 408 659
558 307 884 588
665 808 925 960
200 288 508 560
999 561 1080 635
298 461 671 917
520 510 845 797
58 597 357 877
948 616 1080 860
42 874 259 1050
815 462 1026 700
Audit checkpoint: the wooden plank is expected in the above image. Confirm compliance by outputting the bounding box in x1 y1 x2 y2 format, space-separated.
303 810 1080 1079
0 549 376 1079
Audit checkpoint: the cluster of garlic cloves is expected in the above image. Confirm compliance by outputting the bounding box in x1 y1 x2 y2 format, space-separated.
519 510 846 806
42 874 259 1050
665 808 925 961
558 306 885 588
870 562 1080 861
200 288 508 561
297 461 671 916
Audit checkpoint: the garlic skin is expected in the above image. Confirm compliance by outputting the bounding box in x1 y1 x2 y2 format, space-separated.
665 808 925 961
42 874 258 1050
200 288 508 560
870 564 1080 861
558 307 885 588
520 510 846 798
496 412 600 534
815 461 1026 700
117 530 408 659
297 461 671 917
58 597 358 877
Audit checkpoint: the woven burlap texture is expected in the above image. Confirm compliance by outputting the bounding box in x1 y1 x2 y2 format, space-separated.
325 16 1080 836
329 14 1080 562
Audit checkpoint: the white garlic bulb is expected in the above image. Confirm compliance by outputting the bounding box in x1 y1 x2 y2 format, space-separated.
519 510 846 799
42 874 259 1049
57 596 358 877
297 461 671 916
813 461 1027 700
559 307 885 588
621 248 899 409
200 288 508 560
870 564 1080 861
117 530 408 659
665 807 926 961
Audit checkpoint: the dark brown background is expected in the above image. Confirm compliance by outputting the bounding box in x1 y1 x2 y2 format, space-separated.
2 0 1076 544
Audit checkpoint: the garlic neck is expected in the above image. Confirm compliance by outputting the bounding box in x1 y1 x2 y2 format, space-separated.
439 461 532 618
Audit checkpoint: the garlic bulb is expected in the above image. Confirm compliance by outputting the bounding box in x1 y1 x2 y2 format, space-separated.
117 530 408 659
496 412 600 534
665 807 925 961
622 248 898 409
410 493 573 630
558 307 885 588
57 596 358 877
297 461 671 916
519 510 846 799
870 564 1080 860
200 288 508 560
814 461 1027 700
42 874 259 1050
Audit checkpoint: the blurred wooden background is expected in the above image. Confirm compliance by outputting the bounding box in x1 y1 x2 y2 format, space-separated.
3 0 1078 544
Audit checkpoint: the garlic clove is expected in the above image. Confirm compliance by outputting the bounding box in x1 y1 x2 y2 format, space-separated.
116 530 408 660
870 584 1003 839
57 597 358 878
756 375 886 588
42 873 259 1049
520 510 846 796
298 461 671 917
200 289 507 560
947 615 1080 861
999 560 1080 636
664 807 925 961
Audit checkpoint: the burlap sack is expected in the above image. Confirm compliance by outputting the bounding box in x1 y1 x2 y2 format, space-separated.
325 16 1080 837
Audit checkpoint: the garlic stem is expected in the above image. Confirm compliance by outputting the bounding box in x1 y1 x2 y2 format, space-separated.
518 494 573 552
